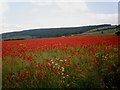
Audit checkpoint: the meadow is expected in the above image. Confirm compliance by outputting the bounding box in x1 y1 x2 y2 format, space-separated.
2 34 120 88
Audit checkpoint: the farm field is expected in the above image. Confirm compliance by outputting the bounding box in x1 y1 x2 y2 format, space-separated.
2 34 120 88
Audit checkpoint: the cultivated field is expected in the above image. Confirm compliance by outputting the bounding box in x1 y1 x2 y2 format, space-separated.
2 35 120 88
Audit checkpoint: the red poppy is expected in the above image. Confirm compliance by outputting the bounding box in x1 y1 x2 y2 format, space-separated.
34 63 37 67
7 74 11 80
44 59 49 62
66 63 70 67
19 72 25 78
93 60 100 65
74 65 78 69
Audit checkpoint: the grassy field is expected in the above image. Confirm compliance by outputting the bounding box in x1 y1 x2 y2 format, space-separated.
82 27 116 35
2 35 120 88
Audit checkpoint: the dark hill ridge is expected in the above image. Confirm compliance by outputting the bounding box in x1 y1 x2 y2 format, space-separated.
2 24 112 40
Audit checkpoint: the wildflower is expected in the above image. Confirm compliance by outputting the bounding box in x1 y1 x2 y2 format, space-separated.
7 74 11 80
58 67 62 71
81 52 85 55
61 67 64 72
66 74 69 77
49 64 53 70
41 64 46 68
76 69 81 73
60 59 63 62
54 72 58 77
34 63 37 67
93 60 100 65
74 65 78 69
44 59 49 62
55 63 58 66
19 72 25 78
72 51 76 56
48 63 50 65
62 73 64 75
63 76 65 79
90 49 96 53
66 63 70 67
57 59 61 62
51 61 54 64
64 59 67 62
106 48 110 53
50 59 53 62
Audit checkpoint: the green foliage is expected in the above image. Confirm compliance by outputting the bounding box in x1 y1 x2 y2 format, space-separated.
2 45 119 88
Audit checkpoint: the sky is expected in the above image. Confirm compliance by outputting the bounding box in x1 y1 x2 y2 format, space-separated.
0 0 119 34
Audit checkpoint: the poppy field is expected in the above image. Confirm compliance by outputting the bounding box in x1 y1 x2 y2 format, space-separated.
2 35 120 88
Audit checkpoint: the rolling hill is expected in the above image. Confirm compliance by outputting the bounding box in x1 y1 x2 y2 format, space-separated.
1 24 118 40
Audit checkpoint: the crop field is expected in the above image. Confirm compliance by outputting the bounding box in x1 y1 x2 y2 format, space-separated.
2 35 120 88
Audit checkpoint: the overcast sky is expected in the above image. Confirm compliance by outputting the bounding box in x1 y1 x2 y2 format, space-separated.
0 0 119 34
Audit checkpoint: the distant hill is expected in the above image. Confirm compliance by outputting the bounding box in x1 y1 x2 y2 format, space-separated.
116 24 120 29
82 25 117 35
2 24 115 40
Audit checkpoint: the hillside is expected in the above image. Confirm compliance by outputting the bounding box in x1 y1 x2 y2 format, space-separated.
2 24 116 40
82 25 117 35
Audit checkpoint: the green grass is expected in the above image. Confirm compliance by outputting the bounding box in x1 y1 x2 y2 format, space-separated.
2 44 119 88
82 28 116 35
